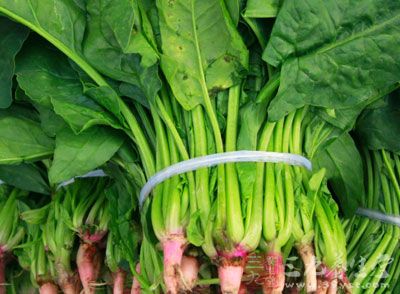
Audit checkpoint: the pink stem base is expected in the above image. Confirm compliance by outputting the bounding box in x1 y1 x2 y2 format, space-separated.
131 264 141 294
262 252 285 294
218 247 248 294
77 243 102 294
113 268 127 294
39 282 59 294
162 234 186 294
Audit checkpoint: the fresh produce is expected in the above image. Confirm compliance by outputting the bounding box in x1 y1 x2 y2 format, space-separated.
0 0 399 293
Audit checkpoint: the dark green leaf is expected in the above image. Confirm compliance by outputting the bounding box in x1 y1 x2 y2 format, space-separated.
16 44 122 133
49 127 124 183
0 107 54 164
0 17 29 108
356 91 400 153
157 0 248 109
83 0 161 102
0 164 50 194
313 133 364 216
264 0 400 121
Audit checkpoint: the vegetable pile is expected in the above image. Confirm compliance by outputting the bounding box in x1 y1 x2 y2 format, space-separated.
0 0 399 293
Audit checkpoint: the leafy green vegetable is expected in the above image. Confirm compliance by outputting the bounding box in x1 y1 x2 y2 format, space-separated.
244 0 281 18
264 0 400 121
0 164 49 194
0 107 54 164
157 0 248 109
356 90 400 153
0 17 28 108
313 133 364 216
49 127 124 184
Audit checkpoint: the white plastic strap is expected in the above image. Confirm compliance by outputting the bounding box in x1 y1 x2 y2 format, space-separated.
356 207 400 227
139 150 312 208
0 179 4 186
57 169 107 190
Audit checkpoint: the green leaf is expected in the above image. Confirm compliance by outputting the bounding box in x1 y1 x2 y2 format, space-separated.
157 0 248 110
0 17 29 108
244 0 281 18
356 91 400 153
83 0 161 102
264 0 400 121
187 211 204 246
313 133 364 216
0 164 50 194
0 107 54 164
224 0 244 26
49 127 124 184
16 44 122 133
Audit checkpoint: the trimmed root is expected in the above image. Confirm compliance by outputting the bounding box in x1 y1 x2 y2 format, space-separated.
57 269 81 294
178 255 199 292
113 268 127 294
297 244 317 293
316 276 329 294
131 264 141 294
77 242 102 294
327 278 337 294
162 234 186 294
218 248 248 294
0 254 6 294
39 282 59 294
262 252 285 294
340 273 352 294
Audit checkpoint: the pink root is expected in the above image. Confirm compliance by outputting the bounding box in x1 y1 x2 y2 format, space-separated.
77 242 102 294
239 283 247 294
162 234 186 294
113 268 127 294
39 282 59 294
0 252 5 294
327 278 338 294
262 252 285 294
218 247 248 293
56 266 81 294
131 264 141 294
179 255 199 291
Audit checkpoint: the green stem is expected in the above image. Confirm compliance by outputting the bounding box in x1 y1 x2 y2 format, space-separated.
225 85 244 244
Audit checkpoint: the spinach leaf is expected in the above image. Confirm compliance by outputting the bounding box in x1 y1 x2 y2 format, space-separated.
356 90 400 153
16 43 122 133
244 0 281 18
0 164 50 194
0 17 29 108
313 133 364 216
49 127 124 184
83 0 161 103
157 0 248 110
0 107 54 164
264 0 400 121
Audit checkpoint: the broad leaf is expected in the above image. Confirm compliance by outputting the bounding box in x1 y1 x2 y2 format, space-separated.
0 17 29 108
49 127 124 184
16 44 122 133
0 107 54 164
313 133 364 216
0 164 50 194
157 0 248 110
356 91 400 153
83 0 161 103
264 0 400 121
244 0 281 18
